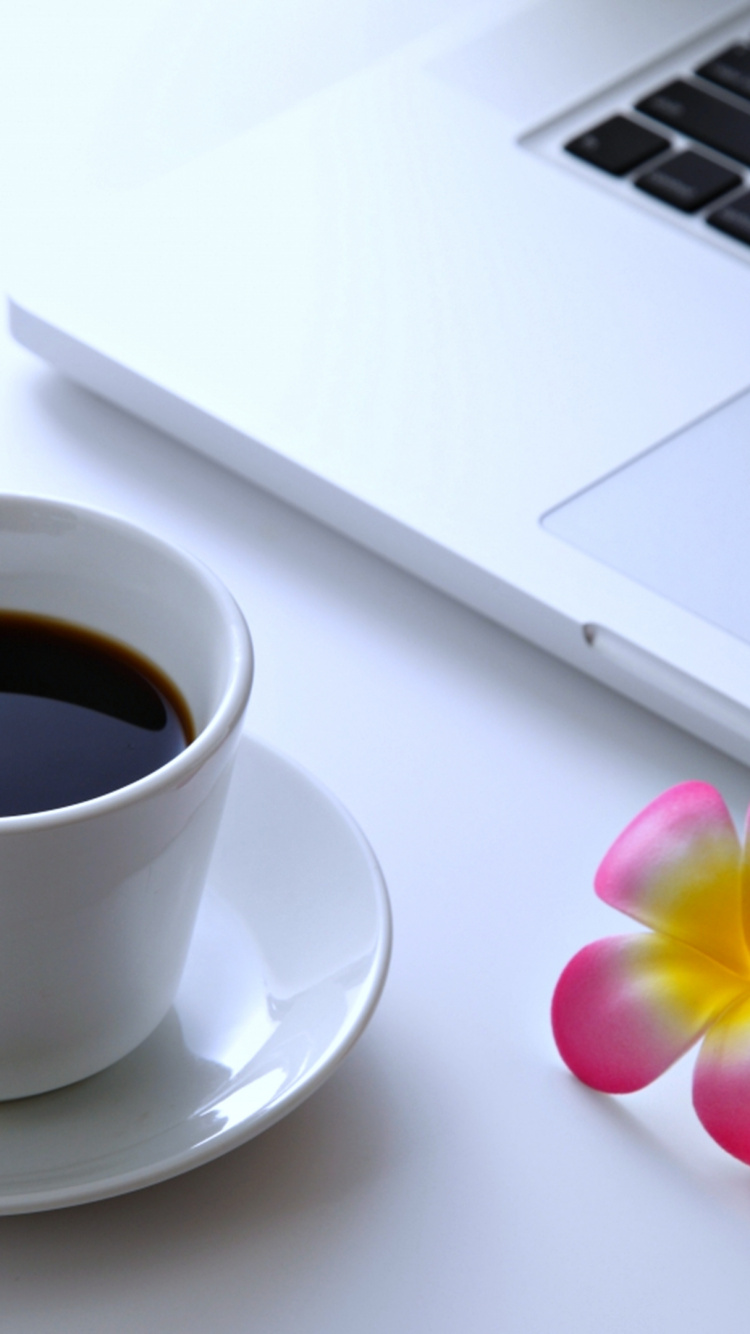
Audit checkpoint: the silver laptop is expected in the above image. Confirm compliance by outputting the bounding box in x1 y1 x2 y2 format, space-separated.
10 0 750 763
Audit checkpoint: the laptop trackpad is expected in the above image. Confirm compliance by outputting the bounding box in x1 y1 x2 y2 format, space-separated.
542 389 750 644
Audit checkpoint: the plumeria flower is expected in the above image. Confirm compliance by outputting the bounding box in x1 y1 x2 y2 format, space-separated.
552 781 750 1164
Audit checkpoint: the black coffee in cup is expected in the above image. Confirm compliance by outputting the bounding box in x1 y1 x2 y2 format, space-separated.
0 612 193 815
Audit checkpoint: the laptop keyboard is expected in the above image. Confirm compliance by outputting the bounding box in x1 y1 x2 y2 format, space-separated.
564 42 750 245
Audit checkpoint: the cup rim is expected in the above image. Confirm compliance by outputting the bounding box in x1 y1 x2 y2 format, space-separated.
0 494 253 830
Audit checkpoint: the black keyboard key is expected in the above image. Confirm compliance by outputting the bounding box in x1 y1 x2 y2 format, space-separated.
707 189 750 243
697 44 750 103
636 79 750 167
565 115 669 175
635 150 741 212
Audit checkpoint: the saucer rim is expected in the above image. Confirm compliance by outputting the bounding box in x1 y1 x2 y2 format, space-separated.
0 736 392 1214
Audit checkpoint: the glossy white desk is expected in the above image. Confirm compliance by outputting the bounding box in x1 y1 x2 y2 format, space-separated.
2 5 750 1330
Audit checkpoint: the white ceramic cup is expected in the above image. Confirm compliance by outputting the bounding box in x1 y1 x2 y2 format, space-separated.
0 495 253 1099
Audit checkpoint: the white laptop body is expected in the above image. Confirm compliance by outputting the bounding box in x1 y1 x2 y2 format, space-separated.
11 0 750 763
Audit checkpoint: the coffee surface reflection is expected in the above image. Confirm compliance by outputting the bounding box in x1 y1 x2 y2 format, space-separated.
0 612 193 815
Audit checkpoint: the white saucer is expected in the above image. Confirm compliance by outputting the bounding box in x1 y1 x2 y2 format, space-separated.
0 738 392 1214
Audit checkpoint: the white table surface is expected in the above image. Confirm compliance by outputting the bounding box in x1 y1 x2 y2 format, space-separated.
3 5 750 1331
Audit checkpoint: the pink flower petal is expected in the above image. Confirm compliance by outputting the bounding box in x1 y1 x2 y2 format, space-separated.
595 783 748 975
740 806 750 960
693 994 750 1164
552 933 747 1094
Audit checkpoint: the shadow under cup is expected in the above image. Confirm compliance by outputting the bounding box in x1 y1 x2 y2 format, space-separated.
0 496 253 1100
